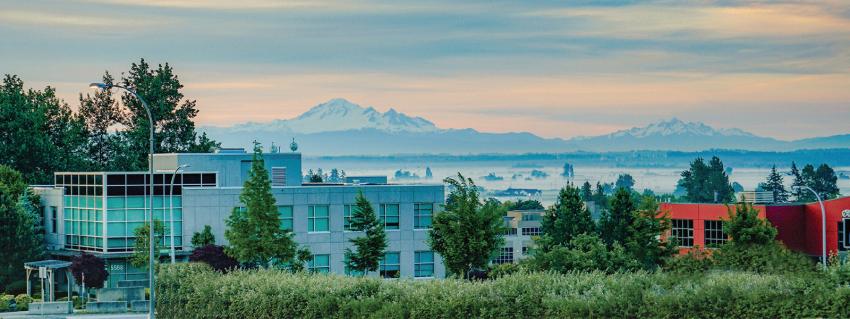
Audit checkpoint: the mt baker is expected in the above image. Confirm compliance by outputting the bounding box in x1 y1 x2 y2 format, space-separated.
201 98 849 155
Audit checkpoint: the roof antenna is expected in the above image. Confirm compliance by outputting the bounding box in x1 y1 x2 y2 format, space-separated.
290 138 298 152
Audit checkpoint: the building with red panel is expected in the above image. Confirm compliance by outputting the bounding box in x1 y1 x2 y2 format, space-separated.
660 196 850 258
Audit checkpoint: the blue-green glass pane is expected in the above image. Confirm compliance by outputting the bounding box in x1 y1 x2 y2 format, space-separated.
107 197 125 209
315 218 328 231
127 209 146 221
126 196 145 208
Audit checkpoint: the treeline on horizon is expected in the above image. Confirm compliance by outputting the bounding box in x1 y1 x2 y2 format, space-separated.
310 148 850 168
0 59 218 185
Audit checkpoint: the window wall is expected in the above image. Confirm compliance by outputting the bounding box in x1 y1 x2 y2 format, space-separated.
414 203 433 229
379 252 401 278
671 219 694 248
308 205 329 232
380 204 400 230
414 251 434 278
57 173 104 252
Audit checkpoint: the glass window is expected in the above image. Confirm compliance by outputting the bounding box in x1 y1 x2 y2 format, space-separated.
343 205 354 231
671 219 694 248
308 254 330 273
51 207 57 233
502 228 518 236
380 252 401 278
380 204 400 230
308 205 329 232
839 221 848 252
522 214 541 221
704 220 727 248
414 203 433 229
521 227 541 236
414 251 434 278
278 206 293 231
493 247 514 264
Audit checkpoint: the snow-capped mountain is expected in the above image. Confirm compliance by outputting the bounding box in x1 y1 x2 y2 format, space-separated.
226 98 438 134
200 100 850 155
607 118 754 139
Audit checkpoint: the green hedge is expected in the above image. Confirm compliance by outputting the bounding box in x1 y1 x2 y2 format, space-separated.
157 263 850 318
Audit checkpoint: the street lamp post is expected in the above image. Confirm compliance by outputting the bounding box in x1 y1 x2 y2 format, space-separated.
794 185 828 270
169 164 190 264
89 82 157 319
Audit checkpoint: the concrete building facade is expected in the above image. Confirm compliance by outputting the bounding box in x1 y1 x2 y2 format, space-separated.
34 150 445 287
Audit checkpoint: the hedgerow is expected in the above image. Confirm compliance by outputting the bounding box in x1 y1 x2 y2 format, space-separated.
156 263 850 319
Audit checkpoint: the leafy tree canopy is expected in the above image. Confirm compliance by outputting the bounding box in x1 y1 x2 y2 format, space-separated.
70 253 109 289
345 191 387 275
191 225 216 247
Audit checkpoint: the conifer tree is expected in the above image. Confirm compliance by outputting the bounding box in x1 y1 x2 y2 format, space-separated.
191 225 216 247
344 191 387 275
758 165 788 203
599 187 635 247
580 181 593 202
225 142 298 268
541 184 595 248
623 196 675 270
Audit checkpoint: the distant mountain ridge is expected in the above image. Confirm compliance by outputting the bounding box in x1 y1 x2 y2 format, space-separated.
201 98 850 155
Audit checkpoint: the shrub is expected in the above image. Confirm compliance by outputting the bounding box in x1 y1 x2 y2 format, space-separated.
189 245 239 273
70 252 109 289
713 242 816 275
156 263 850 318
14 294 33 311
0 294 12 312
664 247 713 274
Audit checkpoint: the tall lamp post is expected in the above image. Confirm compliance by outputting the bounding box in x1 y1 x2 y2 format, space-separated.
89 82 157 319
793 185 828 270
169 164 190 264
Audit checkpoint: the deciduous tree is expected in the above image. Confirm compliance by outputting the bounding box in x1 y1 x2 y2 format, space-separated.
428 173 505 278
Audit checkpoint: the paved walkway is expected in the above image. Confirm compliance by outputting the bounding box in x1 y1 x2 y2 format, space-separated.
0 311 147 319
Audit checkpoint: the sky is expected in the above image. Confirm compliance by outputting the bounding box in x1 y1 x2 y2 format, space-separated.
1 0 849 140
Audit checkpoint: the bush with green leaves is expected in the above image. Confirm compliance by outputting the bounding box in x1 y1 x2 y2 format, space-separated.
0 294 12 312
156 263 850 318
14 294 34 311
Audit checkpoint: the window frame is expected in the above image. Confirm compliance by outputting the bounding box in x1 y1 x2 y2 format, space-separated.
308 205 330 232
671 219 694 248
414 203 433 229
380 203 400 230
414 251 435 278
379 252 401 279
703 220 727 248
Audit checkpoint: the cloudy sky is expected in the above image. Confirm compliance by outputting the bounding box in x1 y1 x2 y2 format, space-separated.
2 0 849 140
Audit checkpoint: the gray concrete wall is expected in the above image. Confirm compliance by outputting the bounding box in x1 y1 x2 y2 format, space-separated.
86 301 128 313
28 301 73 315
182 184 446 278
130 300 150 312
98 287 145 302
154 152 302 187
31 186 65 250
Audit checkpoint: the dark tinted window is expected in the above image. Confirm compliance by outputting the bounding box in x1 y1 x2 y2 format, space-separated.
71 175 79 184
202 173 216 185
127 174 144 185
127 186 145 196
107 174 125 185
183 174 201 185
107 186 125 196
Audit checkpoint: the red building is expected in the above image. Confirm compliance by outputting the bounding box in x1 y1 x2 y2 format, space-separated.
660 196 850 257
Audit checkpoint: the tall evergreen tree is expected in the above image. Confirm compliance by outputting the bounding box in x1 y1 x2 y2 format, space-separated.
580 181 593 202
541 184 595 248
0 165 45 290
615 174 635 191
790 162 805 200
758 165 789 203
344 191 387 275
225 143 298 268
599 187 635 247
428 173 505 278
592 182 608 209
678 156 734 203
724 203 777 246
623 196 675 270
78 72 124 171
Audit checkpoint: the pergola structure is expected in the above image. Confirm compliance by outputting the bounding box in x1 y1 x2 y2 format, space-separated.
24 260 72 302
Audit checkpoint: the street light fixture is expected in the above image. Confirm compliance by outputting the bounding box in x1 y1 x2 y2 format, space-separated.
89 82 157 319
169 164 190 264
793 185 828 270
